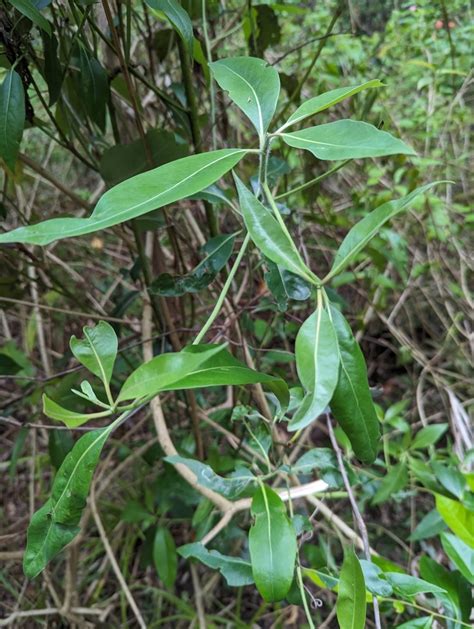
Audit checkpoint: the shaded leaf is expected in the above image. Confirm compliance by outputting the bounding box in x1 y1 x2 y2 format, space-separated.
264 259 311 311
42 33 62 105
0 70 25 171
411 423 449 449
441 532 474 584
385 572 447 597
70 321 117 386
146 0 194 54
154 527 178 589
409 509 447 542
9 0 51 34
360 560 393 597
372 461 408 505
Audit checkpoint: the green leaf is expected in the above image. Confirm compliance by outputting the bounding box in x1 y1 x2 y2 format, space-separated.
409 509 447 542
24 426 114 577
118 344 226 402
70 321 117 386
419 556 471 622
372 461 408 505
210 57 280 141
264 259 311 311
325 183 445 281
42 33 62 106
329 306 380 464
9 0 51 34
280 119 415 161
151 233 236 296
178 543 254 587
158 345 289 413
146 0 194 54
432 462 466 500
336 548 367 629
440 533 474 585
0 70 25 171
436 494 474 548
249 484 297 602
0 149 249 245
76 45 109 131
43 394 110 428
165 456 255 499
288 305 339 432
396 617 433 629
234 175 314 283
153 527 178 589
279 80 384 131
385 572 447 597
100 129 187 188
411 423 449 450
359 560 393 597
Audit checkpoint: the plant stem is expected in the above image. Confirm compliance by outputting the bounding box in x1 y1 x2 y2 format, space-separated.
192 233 251 345
202 0 217 150
326 415 382 629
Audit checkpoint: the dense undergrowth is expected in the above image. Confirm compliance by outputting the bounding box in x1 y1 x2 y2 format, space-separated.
0 0 472 627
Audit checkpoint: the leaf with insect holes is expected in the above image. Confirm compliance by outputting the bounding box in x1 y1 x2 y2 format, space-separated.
70 321 117 386
211 57 280 141
288 305 339 431
280 119 415 161
0 70 25 171
249 484 297 602
279 80 384 131
0 149 249 245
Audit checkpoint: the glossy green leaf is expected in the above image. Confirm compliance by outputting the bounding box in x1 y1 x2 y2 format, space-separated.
279 80 384 131
165 456 255 499
70 321 117 386
151 233 236 297
178 543 254 587
280 119 415 161
9 0 51 34
0 70 25 171
24 425 114 577
43 394 110 428
411 423 449 449
0 149 249 245
329 306 380 464
372 461 408 505
440 532 474 584
153 527 178 589
210 57 280 141
396 617 433 629
158 345 289 413
249 484 297 602
234 175 314 283
288 305 339 431
385 572 447 597
326 183 444 281
336 548 366 629
146 0 194 54
435 494 474 548
118 344 226 402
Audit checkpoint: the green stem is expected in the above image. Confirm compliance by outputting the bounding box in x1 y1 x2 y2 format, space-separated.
380 598 472 628
202 0 217 150
192 232 251 345
275 160 351 200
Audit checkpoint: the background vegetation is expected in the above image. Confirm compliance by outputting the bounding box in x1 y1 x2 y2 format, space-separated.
0 0 472 626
